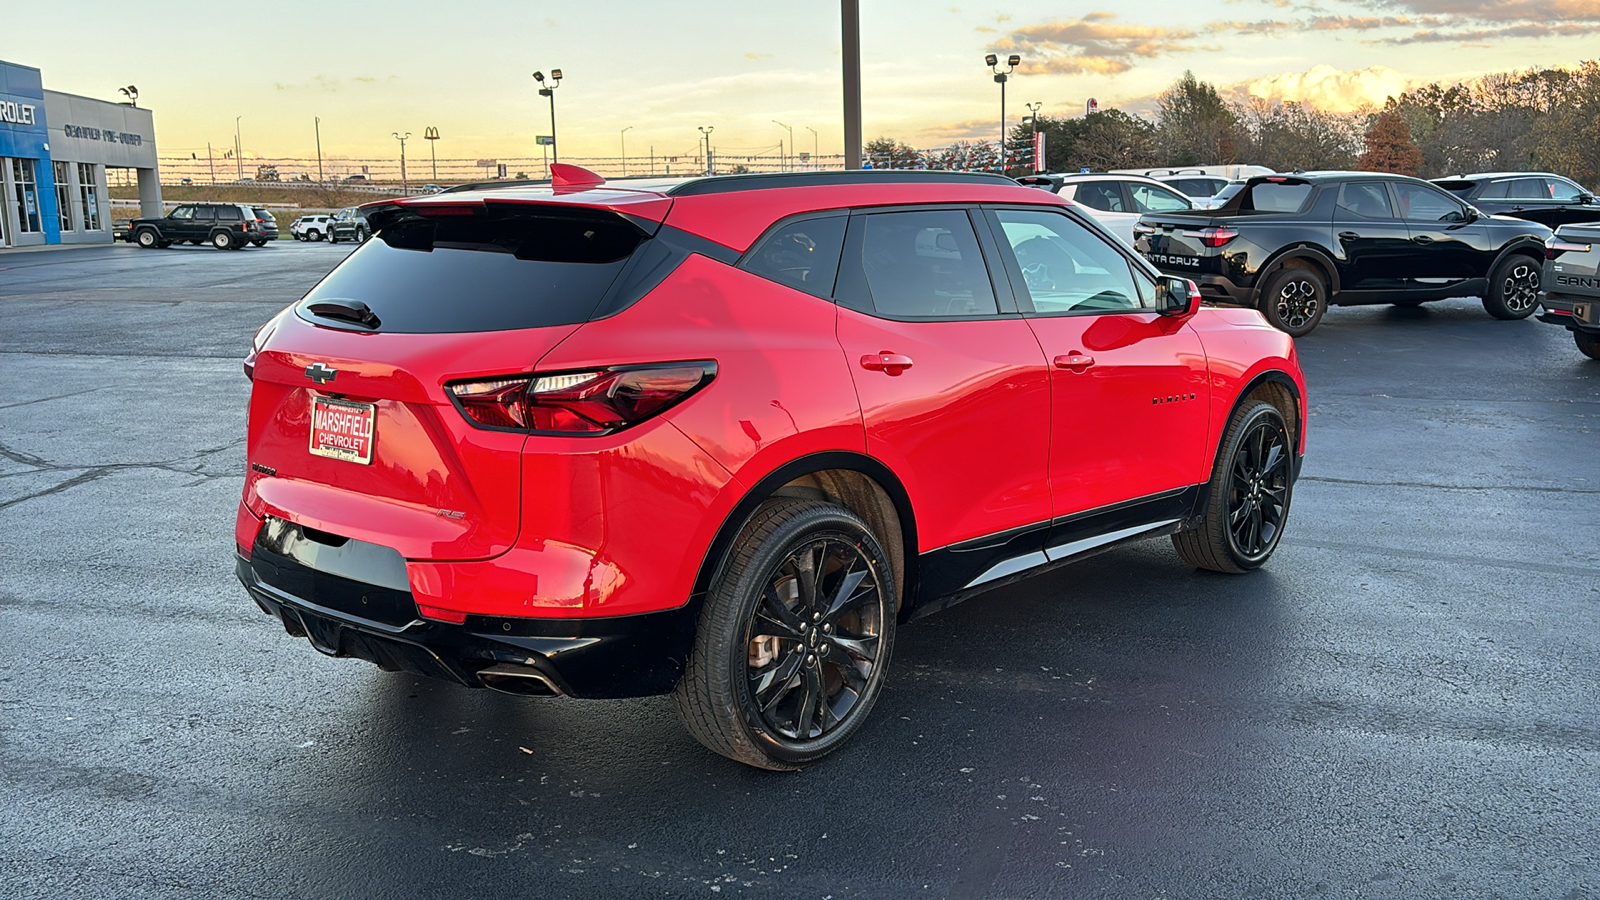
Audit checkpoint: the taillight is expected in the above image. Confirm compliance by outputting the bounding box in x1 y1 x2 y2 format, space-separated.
1546 236 1591 260
447 362 716 434
1182 226 1238 248
243 317 280 379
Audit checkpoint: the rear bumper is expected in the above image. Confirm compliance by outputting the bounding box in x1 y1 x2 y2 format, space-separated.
1192 273 1255 305
235 552 697 698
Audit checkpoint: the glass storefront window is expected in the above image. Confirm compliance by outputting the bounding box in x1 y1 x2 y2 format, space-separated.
11 158 41 233
77 163 102 231
53 161 74 232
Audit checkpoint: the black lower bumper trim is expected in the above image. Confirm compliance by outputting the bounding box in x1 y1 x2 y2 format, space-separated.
236 554 698 698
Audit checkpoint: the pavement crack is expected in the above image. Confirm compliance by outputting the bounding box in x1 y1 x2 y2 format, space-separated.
0 469 112 511
0 388 108 411
1300 475 1598 494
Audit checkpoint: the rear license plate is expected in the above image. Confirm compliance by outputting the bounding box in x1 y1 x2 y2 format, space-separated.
310 396 375 464
1574 301 1595 325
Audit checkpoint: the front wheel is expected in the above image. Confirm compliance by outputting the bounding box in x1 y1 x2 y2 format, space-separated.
355 227 368 243
1576 329 1600 360
1173 399 1295 573
1482 256 1540 320
673 499 897 770
212 231 234 250
1258 267 1327 337
135 229 159 249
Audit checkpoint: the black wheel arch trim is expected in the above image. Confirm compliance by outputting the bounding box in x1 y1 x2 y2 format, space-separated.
1253 245 1341 299
1488 238 1546 275
1206 370 1305 513
689 450 921 621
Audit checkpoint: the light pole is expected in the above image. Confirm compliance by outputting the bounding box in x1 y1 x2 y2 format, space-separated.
985 53 1020 173
698 126 715 175
234 116 243 182
315 117 324 183
771 120 793 171
532 69 563 164
805 126 819 169
118 85 138 107
620 126 633 176
1025 101 1042 174
842 0 861 169
424 126 440 182
393 131 411 194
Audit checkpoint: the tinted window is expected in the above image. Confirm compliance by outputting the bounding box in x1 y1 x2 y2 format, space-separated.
1246 183 1313 212
1074 182 1125 212
297 214 643 333
856 210 997 318
1165 178 1224 197
992 209 1144 314
1505 178 1545 199
193 206 216 221
216 206 243 221
741 215 846 298
1478 180 1510 199
1337 182 1394 219
170 206 194 220
253 207 274 220
1130 183 1190 213
1547 178 1584 202
1393 183 1466 222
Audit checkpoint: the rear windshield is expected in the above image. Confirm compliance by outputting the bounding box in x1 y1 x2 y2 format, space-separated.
296 214 643 333
1245 182 1313 213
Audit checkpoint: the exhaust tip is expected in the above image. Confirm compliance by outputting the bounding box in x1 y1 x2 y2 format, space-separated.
478 662 562 697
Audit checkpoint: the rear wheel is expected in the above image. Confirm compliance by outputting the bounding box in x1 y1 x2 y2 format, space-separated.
1173 400 1294 573
1483 255 1540 320
212 231 234 250
673 499 896 770
252 239 267 247
1576 330 1600 360
1258 267 1327 337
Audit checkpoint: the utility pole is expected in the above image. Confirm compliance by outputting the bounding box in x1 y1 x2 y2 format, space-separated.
806 126 819 169
424 126 440 182
620 126 633 176
842 0 862 169
699 126 715 176
207 142 215 184
234 116 243 182
393 132 411 193
315 117 324 183
772 120 793 171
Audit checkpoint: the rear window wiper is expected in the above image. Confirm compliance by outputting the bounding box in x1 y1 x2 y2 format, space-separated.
306 298 381 329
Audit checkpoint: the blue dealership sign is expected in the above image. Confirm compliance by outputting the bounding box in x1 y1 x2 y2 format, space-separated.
0 59 60 243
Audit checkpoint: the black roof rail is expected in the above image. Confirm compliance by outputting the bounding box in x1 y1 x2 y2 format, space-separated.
663 169 1016 197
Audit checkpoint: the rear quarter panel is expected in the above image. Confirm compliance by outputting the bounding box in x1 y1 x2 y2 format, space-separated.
1186 307 1308 461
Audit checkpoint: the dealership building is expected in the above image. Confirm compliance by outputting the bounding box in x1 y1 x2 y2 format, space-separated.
1 59 161 249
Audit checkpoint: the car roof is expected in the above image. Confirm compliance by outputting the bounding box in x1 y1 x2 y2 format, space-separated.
1439 171 1563 181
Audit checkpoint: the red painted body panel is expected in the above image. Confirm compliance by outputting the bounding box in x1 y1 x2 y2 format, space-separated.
836 308 1053 552
1185 307 1308 457
667 183 1067 252
1025 312 1212 516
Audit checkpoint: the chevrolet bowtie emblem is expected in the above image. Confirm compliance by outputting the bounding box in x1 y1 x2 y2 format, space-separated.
304 362 338 384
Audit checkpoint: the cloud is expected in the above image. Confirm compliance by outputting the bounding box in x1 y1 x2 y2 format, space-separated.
1376 21 1600 43
995 14 1203 75
1236 64 1420 111
274 75 396 92
744 52 772 59
1370 0 1600 21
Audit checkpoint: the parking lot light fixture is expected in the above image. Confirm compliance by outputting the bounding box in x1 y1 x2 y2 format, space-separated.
533 70 563 164
986 53 1021 173
805 126 819 169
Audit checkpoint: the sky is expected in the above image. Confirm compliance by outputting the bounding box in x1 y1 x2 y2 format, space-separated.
3 0 1597 163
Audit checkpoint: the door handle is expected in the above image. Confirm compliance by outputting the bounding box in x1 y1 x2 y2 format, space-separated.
1338 231 1361 240
860 352 914 376
1053 353 1096 371
1412 235 1435 244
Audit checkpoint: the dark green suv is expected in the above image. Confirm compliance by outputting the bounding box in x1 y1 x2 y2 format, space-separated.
128 203 265 250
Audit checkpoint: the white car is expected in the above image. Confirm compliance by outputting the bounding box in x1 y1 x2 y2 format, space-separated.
289 215 332 241
1014 173 1192 245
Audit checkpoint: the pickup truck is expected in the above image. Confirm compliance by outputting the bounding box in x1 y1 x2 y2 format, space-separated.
1538 222 1600 359
1132 172 1551 336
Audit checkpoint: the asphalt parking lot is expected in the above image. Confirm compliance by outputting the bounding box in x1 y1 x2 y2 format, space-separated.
2 240 1597 899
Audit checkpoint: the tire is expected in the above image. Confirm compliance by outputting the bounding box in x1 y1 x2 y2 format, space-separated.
1390 299 1425 308
1257 267 1327 337
309 230 322 241
1173 400 1295 574
355 227 368 243
252 240 267 247
329 233 339 244
212 231 234 250
135 229 159 249
1576 330 1600 360
1482 255 1540 320
188 240 203 246
673 498 897 770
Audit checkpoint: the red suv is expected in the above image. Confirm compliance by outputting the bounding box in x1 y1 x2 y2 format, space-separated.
236 166 1306 770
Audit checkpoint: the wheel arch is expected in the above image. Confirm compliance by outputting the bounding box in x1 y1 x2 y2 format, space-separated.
1253 245 1341 302
1219 369 1304 466
1489 237 1545 274
690 451 919 621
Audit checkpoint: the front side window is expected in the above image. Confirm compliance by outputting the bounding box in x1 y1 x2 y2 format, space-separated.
1337 182 1395 219
1130 183 1190 213
855 209 997 318
170 206 195 220
992 208 1145 315
740 215 846 298
1547 178 1585 202
1073 182 1125 212
76 163 101 230
1393 183 1467 222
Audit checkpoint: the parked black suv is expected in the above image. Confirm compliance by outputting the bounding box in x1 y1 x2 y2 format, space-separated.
328 207 370 243
128 203 266 251
1134 172 1552 335
1432 172 1600 229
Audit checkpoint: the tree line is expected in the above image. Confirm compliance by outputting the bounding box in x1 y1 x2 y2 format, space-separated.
862 60 1600 187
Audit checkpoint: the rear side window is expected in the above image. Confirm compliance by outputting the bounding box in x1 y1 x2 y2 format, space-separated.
1246 183 1313 213
1074 182 1125 212
740 215 846 298
1477 180 1510 199
297 214 644 333
1505 178 1545 199
853 210 997 318
217 206 243 221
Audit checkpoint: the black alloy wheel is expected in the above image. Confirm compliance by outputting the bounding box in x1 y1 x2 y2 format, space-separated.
1173 400 1294 573
1259 267 1327 337
1483 256 1540 320
675 499 896 770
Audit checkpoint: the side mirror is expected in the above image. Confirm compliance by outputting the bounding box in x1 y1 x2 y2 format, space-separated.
1156 276 1200 318
1581 193 1596 205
